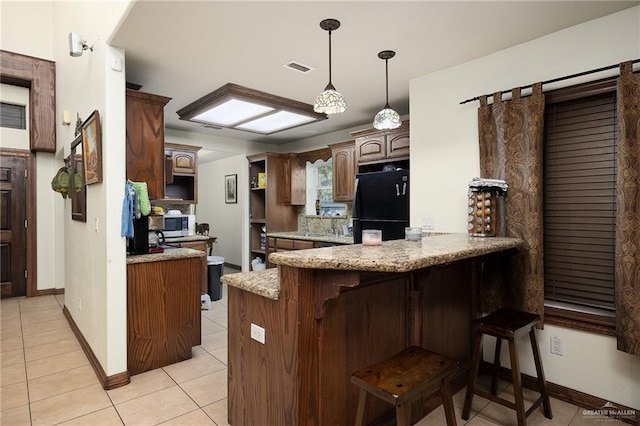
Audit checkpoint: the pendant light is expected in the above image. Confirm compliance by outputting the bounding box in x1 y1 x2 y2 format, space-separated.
314 18 347 114
373 50 401 130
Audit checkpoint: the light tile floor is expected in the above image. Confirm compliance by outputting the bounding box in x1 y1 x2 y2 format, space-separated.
0 268 624 425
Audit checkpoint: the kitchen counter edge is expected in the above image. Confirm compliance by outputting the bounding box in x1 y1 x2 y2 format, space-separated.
126 248 205 264
221 268 279 300
269 233 523 273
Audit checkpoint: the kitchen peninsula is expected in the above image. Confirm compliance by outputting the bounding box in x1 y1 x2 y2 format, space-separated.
222 233 522 425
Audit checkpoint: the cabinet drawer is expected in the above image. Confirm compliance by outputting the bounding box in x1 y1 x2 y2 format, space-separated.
275 239 295 249
293 240 314 250
268 238 276 249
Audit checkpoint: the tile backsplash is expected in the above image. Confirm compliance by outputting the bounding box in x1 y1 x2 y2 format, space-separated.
298 204 352 236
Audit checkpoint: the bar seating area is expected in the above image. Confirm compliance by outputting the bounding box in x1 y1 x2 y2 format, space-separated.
462 308 553 425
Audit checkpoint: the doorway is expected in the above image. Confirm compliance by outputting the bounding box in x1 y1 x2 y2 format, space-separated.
1 83 37 299
0 153 28 298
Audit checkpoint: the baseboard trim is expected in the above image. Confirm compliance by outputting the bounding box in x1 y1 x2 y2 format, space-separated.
224 262 241 271
35 288 64 296
479 361 639 425
62 306 130 390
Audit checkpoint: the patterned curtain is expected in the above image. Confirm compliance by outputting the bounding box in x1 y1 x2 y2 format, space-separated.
616 61 640 356
478 83 545 323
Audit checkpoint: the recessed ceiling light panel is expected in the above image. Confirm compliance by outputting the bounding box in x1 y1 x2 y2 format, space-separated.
177 83 327 135
192 98 274 126
237 111 316 133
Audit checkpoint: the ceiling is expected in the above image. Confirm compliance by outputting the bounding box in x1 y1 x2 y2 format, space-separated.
110 1 637 147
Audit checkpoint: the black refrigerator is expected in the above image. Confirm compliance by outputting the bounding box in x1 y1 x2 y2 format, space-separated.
352 169 409 243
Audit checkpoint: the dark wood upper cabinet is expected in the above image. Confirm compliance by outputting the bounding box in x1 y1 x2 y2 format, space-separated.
126 89 171 201
164 143 200 204
170 150 197 174
281 153 306 206
330 141 356 202
352 120 410 166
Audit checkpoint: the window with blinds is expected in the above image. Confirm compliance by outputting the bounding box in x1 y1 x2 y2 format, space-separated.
543 84 616 313
0 102 26 129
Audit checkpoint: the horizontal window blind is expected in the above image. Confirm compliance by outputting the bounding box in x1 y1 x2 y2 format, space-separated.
544 91 616 312
0 102 26 129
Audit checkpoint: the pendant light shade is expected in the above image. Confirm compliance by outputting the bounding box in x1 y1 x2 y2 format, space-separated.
373 50 401 130
314 19 346 114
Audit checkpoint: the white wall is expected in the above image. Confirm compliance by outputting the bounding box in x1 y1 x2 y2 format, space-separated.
51 0 131 378
2 0 132 377
197 155 246 268
0 4 63 292
410 7 640 409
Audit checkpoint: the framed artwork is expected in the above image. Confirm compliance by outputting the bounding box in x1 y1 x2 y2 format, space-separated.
70 134 86 222
81 110 102 185
225 174 237 204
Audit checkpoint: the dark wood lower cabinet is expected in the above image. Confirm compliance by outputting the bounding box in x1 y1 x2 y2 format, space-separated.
127 256 202 375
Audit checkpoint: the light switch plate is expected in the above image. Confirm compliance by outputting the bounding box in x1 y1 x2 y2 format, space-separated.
110 56 122 72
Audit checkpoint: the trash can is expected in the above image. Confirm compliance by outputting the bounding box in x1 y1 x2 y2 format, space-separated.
207 256 224 301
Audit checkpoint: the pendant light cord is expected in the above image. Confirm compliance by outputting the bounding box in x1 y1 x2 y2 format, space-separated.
385 58 390 108
328 30 333 85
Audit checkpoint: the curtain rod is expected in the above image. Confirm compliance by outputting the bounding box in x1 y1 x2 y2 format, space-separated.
459 58 640 105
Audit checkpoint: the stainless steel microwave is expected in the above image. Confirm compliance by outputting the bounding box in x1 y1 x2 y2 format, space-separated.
162 214 195 237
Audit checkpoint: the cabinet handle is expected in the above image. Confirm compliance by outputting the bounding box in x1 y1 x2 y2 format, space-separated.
396 183 400 196
402 182 407 195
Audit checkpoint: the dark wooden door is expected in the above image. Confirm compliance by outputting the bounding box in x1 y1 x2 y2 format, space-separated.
0 154 27 298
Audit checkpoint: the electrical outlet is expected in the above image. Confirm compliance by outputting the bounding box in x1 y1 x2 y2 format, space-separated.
422 216 435 230
251 323 265 344
550 336 564 356
78 297 82 312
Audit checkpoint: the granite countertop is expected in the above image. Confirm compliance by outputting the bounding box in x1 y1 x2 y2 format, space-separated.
221 268 280 300
165 235 214 243
266 231 353 245
269 233 523 273
126 248 205 264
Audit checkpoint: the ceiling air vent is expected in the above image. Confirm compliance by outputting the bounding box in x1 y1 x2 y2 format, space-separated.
284 61 314 74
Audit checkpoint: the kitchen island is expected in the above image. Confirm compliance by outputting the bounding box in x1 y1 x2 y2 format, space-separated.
222 233 522 425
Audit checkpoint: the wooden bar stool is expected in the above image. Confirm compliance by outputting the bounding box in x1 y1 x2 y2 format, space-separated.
351 346 458 426
462 308 552 425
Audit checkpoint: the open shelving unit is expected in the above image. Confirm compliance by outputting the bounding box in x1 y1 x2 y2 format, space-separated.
247 153 298 267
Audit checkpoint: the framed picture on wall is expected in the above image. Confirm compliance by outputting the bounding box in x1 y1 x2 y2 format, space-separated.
81 110 102 185
225 174 237 204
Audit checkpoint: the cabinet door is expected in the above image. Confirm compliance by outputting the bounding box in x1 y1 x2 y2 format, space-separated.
356 135 386 164
331 142 356 202
387 126 410 160
281 155 306 206
126 90 171 200
164 145 199 203
172 150 197 175
281 157 292 205
127 257 201 375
